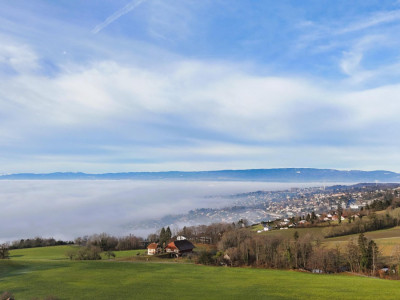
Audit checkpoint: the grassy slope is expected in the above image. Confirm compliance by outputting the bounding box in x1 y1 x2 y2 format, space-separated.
2 259 400 300
3 218 400 300
252 221 400 260
9 246 147 261
323 226 400 258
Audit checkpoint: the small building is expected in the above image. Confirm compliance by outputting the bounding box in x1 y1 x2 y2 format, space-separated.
147 243 159 255
165 240 195 256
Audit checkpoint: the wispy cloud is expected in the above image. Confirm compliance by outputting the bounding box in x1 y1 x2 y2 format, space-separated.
339 10 400 34
92 0 148 34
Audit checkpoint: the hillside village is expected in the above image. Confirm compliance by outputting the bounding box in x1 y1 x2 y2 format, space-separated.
133 183 400 231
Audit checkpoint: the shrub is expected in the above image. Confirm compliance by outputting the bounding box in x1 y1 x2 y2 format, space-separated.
196 250 216 265
0 291 14 300
65 246 102 260
0 244 9 259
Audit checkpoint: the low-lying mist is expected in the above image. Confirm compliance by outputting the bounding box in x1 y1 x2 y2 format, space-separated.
0 180 320 242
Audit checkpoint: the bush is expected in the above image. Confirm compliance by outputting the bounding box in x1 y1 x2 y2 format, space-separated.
0 291 14 300
196 250 216 265
0 244 9 259
65 246 102 260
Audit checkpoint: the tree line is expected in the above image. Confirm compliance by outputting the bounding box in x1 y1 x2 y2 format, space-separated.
67 233 145 260
323 211 398 238
9 237 73 249
197 228 382 275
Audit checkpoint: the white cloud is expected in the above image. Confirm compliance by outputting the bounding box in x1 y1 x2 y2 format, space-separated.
0 41 38 73
339 10 400 34
0 37 400 172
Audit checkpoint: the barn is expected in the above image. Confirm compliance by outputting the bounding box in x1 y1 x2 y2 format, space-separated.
165 240 195 256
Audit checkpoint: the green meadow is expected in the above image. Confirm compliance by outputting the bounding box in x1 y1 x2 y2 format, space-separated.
1 246 400 299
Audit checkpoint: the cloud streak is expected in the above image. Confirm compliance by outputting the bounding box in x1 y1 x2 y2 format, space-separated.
92 0 147 34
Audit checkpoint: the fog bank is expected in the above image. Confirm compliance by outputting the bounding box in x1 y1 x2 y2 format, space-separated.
0 180 324 242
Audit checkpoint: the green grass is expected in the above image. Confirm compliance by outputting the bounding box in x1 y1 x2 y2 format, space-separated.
9 245 75 261
253 225 328 240
323 226 400 260
8 246 148 261
325 226 400 242
105 249 147 259
2 259 400 300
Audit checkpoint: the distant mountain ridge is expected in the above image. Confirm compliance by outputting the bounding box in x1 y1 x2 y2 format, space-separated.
1 168 400 182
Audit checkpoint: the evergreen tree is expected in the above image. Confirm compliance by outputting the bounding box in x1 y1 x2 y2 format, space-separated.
160 227 166 246
338 203 343 224
310 211 315 220
358 233 369 272
165 226 172 242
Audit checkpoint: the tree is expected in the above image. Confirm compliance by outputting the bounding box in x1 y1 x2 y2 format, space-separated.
159 227 167 247
368 240 379 275
346 240 360 272
165 226 172 241
306 214 311 222
147 233 159 243
358 233 369 272
0 244 9 259
338 203 343 224
311 211 317 221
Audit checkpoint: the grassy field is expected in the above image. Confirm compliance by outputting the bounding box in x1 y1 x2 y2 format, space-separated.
8 246 147 261
2 256 400 299
251 224 333 241
2 221 400 300
323 226 400 260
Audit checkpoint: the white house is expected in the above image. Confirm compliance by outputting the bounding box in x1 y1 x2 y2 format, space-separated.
147 243 159 255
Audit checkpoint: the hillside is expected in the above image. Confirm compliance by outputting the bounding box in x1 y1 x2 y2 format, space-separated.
2 246 400 299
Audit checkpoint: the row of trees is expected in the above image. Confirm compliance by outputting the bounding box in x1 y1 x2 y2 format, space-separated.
323 212 398 238
9 237 73 249
74 233 144 251
196 228 382 275
175 223 235 244
159 227 172 246
347 233 378 273
146 223 235 245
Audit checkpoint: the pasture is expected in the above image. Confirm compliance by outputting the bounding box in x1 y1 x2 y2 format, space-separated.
1 246 400 299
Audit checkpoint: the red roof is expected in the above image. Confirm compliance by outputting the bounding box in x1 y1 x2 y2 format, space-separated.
165 242 177 250
147 243 158 249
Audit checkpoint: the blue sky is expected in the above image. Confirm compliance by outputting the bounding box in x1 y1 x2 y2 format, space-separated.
1 0 400 173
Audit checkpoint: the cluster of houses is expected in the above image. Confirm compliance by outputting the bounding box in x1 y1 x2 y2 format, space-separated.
257 212 361 233
147 236 195 257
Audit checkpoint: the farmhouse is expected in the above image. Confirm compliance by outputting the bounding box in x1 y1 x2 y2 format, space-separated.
165 240 195 256
147 243 160 255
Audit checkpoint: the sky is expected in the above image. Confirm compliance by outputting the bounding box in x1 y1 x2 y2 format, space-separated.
1 0 400 173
